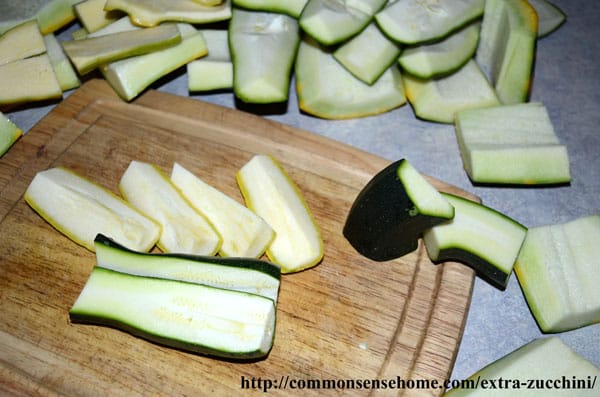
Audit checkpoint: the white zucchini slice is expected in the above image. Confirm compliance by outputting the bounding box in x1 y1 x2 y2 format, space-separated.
445 337 600 396
398 21 480 79
0 111 22 157
170 162 275 258
237 155 324 273
0 0 80 35
62 24 182 75
104 0 232 27
454 102 571 185
233 0 309 18
475 0 538 104
43 33 80 91
74 0 124 33
375 0 484 45
333 22 401 85
423 193 527 289
0 54 62 106
70 266 276 359
24 167 161 252
515 215 600 333
187 29 233 92
0 20 46 66
119 161 222 256
296 37 406 119
101 23 207 101
229 9 300 104
528 0 566 38
403 59 500 124
299 0 387 46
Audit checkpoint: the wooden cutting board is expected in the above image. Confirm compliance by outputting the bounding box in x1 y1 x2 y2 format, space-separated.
0 79 475 396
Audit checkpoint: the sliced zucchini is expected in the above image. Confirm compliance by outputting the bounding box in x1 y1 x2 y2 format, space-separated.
333 22 401 85
423 193 527 289
229 9 300 104
299 0 387 46
454 102 571 185
24 167 161 252
398 20 480 79
0 54 63 106
0 0 80 35
87 15 141 37
61 24 182 75
295 37 406 119
237 155 324 273
70 266 276 359
528 0 566 38
344 159 455 262
104 0 232 27
0 111 22 157
43 33 80 91
514 215 600 333
74 0 124 33
403 59 500 124
475 0 538 104
170 162 275 258
187 29 233 92
375 0 484 45
119 161 222 256
0 20 46 66
233 0 309 18
101 23 208 101
94 234 281 302
444 337 600 396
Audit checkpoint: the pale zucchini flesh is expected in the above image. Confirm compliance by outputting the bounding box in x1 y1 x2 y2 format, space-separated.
0 111 22 157
233 0 309 18
0 0 80 35
187 30 233 91
118 161 222 255
229 9 300 104
514 215 600 333
70 266 276 359
237 155 323 273
24 167 161 252
43 33 81 91
74 0 124 33
528 0 566 37
0 20 46 66
0 54 63 106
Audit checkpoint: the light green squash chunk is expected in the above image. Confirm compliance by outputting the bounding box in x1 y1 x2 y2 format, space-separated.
444 337 600 396
454 102 571 185
232 0 309 18
43 33 81 91
403 59 500 124
296 37 406 119
0 111 23 157
528 0 566 37
0 54 62 106
0 0 80 35
514 215 600 333
188 29 233 92
0 20 46 66
74 0 124 33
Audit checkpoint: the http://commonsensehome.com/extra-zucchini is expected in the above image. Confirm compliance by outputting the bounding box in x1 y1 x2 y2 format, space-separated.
71 235 280 359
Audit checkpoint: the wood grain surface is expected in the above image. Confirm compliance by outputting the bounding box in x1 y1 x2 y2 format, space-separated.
0 79 475 396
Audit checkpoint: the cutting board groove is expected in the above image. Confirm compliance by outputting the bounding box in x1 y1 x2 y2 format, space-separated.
0 80 474 396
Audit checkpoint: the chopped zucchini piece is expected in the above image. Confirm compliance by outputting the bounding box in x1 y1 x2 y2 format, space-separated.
0 54 62 106
237 155 324 273
476 0 538 104
70 266 276 359
0 111 22 157
375 0 484 45
515 215 600 333
24 167 161 252
444 337 600 396
233 0 309 18
43 33 80 91
299 0 387 46
344 159 455 262
119 161 222 256
0 20 46 66
528 0 566 37
398 20 480 79
74 0 124 33
101 23 207 101
104 0 232 27
423 193 527 289
229 9 300 104
61 24 182 75
170 162 275 258
0 0 80 35
454 102 571 185
187 29 233 92
94 234 281 302
296 37 406 119
403 59 500 124
333 22 401 85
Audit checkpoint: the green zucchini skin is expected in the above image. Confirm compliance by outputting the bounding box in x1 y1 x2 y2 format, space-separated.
343 159 453 261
